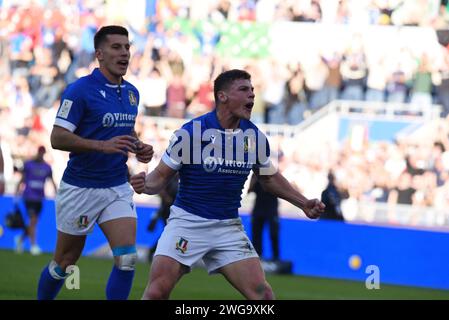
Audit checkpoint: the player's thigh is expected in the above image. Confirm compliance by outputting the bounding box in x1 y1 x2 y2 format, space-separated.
98 183 137 247
55 181 107 235
53 230 87 269
99 217 136 248
219 257 268 297
149 255 188 290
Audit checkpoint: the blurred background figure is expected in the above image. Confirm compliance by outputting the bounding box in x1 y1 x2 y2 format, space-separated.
320 171 345 222
248 174 280 262
0 145 4 195
14 146 57 255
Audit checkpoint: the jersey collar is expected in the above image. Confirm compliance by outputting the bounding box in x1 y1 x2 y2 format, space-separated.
92 68 126 88
208 109 242 134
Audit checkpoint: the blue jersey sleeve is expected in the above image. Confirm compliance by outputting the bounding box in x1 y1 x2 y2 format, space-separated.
162 124 193 171
54 82 86 132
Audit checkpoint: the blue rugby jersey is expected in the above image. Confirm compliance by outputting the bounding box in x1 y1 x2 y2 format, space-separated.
54 68 139 188
163 110 270 220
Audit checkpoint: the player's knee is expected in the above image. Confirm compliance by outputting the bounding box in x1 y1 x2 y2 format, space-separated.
255 282 275 300
113 245 137 271
145 282 170 300
57 253 80 270
263 284 275 300
48 260 69 280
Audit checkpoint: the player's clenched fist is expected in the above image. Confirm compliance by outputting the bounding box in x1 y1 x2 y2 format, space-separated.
134 141 154 163
302 199 325 219
130 172 147 194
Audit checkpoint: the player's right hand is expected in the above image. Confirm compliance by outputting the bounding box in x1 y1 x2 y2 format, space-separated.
303 199 325 219
100 135 138 155
130 171 147 194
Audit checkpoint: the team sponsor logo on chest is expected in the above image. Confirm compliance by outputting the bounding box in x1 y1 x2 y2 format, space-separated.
102 112 136 127
203 156 253 173
128 90 137 106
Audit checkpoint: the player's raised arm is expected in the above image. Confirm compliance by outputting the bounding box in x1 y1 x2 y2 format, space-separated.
50 125 137 155
254 165 325 219
130 160 177 195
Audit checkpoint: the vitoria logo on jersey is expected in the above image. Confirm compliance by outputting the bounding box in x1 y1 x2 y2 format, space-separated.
203 157 218 172
102 113 115 127
203 156 253 174
102 112 136 127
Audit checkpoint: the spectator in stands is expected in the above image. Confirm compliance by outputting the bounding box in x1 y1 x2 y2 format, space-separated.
435 49 449 117
386 66 408 103
0 144 4 195
141 68 167 116
28 46 63 108
8 25 33 74
166 74 187 118
340 52 367 101
283 65 307 124
323 53 342 105
369 168 391 203
365 56 388 102
303 55 329 111
410 54 434 113
387 171 416 222
261 59 287 124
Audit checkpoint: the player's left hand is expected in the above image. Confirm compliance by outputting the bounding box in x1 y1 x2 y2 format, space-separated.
130 171 146 194
302 199 325 220
134 141 154 163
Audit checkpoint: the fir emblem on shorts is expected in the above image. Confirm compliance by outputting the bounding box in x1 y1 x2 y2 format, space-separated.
78 215 89 228
175 237 188 254
128 90 137 106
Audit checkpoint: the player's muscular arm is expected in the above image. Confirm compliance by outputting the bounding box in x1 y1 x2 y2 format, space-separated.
255 168 325 219
130 161 177 195
256 170 308 208
51 125 137 155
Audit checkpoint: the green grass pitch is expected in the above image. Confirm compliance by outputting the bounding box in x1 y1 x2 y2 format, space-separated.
1 249 448 300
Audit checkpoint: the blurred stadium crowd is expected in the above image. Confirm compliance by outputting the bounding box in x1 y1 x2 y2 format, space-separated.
1 0 449 225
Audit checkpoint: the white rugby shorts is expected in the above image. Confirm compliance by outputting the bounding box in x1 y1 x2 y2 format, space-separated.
155 205 259 274
55 181 137 235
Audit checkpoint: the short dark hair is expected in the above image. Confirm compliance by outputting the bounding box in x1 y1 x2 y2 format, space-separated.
94 25 129 50
213 69 251 102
